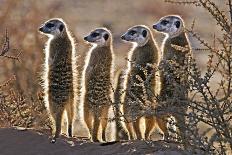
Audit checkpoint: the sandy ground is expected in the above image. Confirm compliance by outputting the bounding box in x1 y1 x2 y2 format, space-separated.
0 127 199 155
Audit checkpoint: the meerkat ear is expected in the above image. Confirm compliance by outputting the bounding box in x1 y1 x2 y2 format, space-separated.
142 30 147 37
175 21 181 28
59 24 64 32
103 33 109 40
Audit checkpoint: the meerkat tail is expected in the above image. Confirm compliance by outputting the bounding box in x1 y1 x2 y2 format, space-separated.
113 69 130 141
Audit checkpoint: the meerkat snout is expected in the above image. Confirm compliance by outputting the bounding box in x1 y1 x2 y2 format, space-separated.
152 24 157 30
39 27 43 32
83 36 88 41
121 35 126 40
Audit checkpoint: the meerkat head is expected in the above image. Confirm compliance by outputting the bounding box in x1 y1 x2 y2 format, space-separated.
121 25 151 47
153 15 184 38
39 18 66 37
84 28 111 47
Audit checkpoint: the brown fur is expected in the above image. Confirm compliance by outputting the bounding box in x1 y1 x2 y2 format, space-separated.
123 32 159 140
83 40 113 142
43 26 76 142
160 32 189 99
159 31 190 140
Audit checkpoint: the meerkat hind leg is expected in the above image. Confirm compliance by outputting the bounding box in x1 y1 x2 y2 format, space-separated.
156 116 169 141
100 106 109 142
65 100 74 138
84 105 94 140
133 117 143 140
125 122 135 140
51 106 65 143
92 113 101 142
173 112 187 142
144 116 156 140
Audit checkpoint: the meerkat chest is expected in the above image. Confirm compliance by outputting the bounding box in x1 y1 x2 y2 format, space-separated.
129 49 156 80
86 49 112 78
48 37 71 65
48 53 72 89
163 45 186 64
163 34 189 64
132 49 155 64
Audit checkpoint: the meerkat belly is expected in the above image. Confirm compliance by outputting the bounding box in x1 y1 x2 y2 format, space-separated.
48 62 73 105
124 65 155 116
127 64 155 99
124 80 144 119
126 78 143 101
161 49 187 100
86 70 111 106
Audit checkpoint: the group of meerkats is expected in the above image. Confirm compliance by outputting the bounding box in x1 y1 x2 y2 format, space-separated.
38 14 191 143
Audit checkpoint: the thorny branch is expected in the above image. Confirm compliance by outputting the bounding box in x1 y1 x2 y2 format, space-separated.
162 0 232 154
0 29 21 61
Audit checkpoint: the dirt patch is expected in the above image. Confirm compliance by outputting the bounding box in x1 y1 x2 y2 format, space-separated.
0 127 200 155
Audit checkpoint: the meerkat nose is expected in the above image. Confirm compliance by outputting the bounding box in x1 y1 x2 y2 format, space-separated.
39 27 43 32
84 36 88 41
152 24 157 29
121 35 125 40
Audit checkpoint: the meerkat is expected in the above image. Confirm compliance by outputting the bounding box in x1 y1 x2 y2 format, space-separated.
121 25 160 140
152 15 191 140
82 28 114 142
39 18 77 143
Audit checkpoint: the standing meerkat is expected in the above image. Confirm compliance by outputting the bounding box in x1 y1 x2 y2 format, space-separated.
39 18 77 143
121 25 160 140
152 15 191 140
82 28 114 142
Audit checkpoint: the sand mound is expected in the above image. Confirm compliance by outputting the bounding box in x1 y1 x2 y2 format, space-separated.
0 128 200 155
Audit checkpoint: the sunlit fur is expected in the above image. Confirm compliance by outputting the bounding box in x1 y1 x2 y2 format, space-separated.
153 15 191 140
81 27 114 142
121 25 160 140
39 18 78 142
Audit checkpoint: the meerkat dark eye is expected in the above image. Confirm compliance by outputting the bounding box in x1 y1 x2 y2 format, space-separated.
129 30 136 35
103 33 109 40
142 30 147 37
46 23 54 28
161 20 169 25
59 25 64 32
91 32 99 37
175 21 181 28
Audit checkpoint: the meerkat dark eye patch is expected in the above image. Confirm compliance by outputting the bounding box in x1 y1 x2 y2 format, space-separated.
161 20 169 25
142 30 147 37
129 30 136 35
59 25 64 32
175 21 180 28
46 23 54 28
103 33 109 40
91 32 99 37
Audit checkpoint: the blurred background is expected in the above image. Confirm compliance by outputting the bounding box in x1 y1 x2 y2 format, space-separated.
0 0 226 134
0 0 225 95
